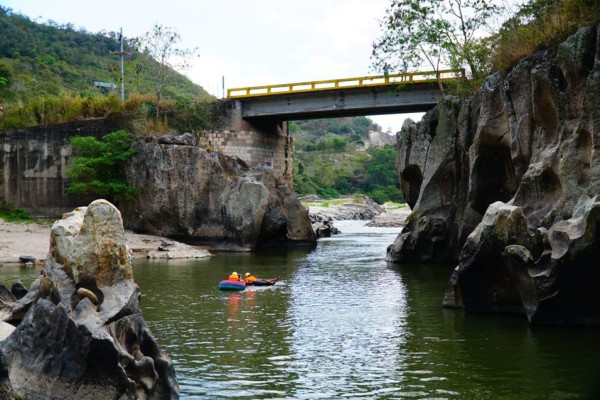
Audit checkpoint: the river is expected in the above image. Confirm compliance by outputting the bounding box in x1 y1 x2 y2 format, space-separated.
3 221 600 399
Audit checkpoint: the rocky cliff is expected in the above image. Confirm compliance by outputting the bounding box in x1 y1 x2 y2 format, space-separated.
388 24 600 325
0 200 178 399
124 133 315 251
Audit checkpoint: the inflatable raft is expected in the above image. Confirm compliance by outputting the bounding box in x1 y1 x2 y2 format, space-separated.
218 280 246 291
246 278 279 286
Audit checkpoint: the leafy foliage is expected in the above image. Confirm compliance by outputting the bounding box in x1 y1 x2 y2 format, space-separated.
132 24 199 122
67 130 137 202
0 201 32 222
293 117 404 204
292 117 380 151
171 97 218 134
372 0 500 92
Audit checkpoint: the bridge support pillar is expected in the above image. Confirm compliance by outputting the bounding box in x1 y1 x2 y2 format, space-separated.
200 100 293 187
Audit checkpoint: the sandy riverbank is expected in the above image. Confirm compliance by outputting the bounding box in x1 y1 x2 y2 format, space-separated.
0 197 410 264
0 218 174 264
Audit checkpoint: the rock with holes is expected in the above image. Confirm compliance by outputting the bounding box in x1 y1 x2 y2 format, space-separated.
389 24 600 324
0 200 179 399
387 96 476 263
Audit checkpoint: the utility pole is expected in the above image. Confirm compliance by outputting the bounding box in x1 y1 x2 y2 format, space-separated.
113 28 129 102
119 28 124 102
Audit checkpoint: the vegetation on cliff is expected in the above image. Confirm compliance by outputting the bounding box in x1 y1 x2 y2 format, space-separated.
492 0 600 71
67 130 137 202
373 0 600 95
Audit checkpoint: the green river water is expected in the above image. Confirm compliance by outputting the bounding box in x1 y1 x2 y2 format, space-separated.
3 220 600 399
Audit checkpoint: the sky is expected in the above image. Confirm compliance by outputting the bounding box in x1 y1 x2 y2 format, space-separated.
1 0 429 133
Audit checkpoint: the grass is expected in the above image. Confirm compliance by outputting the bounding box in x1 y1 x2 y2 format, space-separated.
382 202 409 211
0 201 32 222
492 0 600 71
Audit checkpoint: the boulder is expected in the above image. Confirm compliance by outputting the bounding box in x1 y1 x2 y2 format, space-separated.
0 200 179 399
147 240 211 259
123 138 315 251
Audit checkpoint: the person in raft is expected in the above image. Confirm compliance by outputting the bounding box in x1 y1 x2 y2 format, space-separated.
228 272 242 282
244 273 278 285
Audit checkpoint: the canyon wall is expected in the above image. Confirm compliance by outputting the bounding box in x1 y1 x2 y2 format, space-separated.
389 24 600 324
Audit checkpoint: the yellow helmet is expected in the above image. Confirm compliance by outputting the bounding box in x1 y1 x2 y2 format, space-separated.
231 272 239 278
245 273 251 277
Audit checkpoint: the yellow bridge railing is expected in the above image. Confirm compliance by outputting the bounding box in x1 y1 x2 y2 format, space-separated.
227 69 465 99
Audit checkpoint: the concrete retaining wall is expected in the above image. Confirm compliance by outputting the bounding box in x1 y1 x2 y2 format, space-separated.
0 114 292 216
0 117 130 216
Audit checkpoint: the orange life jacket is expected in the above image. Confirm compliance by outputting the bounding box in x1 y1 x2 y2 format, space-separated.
228 274 240 281
244 275 257 284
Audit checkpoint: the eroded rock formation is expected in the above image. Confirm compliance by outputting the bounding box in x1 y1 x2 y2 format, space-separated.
0 200 178 399
124 134 315 251
389 24 600 324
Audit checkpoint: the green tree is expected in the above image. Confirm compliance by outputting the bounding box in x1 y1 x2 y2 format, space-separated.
67 130 137 202
364 146 399 187
133 24 199 122
372 0 500 90
171 98 216 133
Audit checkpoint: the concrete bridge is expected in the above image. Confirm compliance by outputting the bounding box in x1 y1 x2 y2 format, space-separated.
0 70 464 215
200 69 465 187
226 69 464 121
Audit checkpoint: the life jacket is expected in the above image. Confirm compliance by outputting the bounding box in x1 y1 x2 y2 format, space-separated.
228 273 239 281
244 275 257 284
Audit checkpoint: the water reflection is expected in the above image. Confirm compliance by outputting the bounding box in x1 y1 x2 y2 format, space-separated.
1 222 600 398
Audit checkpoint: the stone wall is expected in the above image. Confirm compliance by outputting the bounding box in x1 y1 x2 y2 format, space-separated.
212 99 293 187
196 127 293 187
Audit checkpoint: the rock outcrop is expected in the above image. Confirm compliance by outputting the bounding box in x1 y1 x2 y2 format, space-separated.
389 24 600 324
147 240 211 259
0 200 178 399
124 135 315 251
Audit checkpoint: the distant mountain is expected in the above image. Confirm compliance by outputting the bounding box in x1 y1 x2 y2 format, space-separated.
0 6 209 104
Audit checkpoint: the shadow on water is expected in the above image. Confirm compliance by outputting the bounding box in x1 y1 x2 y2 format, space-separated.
390 262 600 399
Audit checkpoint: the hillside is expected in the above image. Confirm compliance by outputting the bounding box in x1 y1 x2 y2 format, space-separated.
292 116 403 204
0 6 209 105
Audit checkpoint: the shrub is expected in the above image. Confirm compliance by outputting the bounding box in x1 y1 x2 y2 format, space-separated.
492 0 600 71
67 130 137 203
0 201 32 222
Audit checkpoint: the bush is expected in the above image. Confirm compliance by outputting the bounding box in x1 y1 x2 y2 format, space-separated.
67 130 137 203
171 98 216 133
492 0 600 71
317 187 340 199
0 201 32 222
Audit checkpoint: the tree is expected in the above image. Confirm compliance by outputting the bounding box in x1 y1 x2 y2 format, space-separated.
67 130 137 202
372 0 500 90
133 24 198 122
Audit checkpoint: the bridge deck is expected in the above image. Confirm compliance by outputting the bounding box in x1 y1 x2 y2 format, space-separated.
227 69 464 99
227 69 465 121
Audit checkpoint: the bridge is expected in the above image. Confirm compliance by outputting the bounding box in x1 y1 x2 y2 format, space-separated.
226 69 464 121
